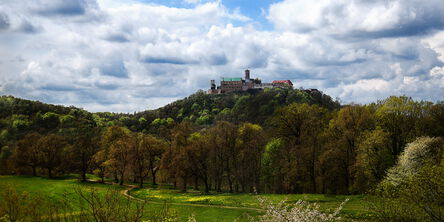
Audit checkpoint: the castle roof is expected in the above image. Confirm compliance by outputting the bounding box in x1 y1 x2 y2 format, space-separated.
222 77 242 81
272 80 293 86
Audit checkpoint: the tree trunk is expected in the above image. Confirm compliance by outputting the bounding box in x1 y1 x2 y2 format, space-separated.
194 177 199 190
181 177 187 192
227 176 233 193
81 165 87 182
32 166 37 176
48 168 52 178
120 172 124 185
151 168 158 185
203 177 210 193
81 155 87 182
216 179 222 192
114 173 119 183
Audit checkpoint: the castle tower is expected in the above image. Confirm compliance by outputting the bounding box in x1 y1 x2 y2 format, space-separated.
245 69 250 80
210 80 216 90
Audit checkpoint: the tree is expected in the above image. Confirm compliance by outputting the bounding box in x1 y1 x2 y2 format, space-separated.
383 137 444 186
15 132 42 176
271 103 329 193
236 123 265 193
70 125 100 182
37 134 68 178
161 122 194 192
375 137 444 221
354 129 392 191
132 133 165 187
261 138 290 193
206 121 237 192
101 126 132 185
187 132 211 193
323 105 373 193
375 96 430 162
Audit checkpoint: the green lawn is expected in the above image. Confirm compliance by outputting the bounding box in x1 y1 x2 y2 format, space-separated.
0 176 376 221
0 176 258 221
131 187 375 220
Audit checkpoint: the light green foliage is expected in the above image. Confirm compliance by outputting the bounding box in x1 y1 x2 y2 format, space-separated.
11 114 30 131
261 138 284 192
384 137 444 186
139 117 147 124
196 109 211 125
375 96 432 160
60 114 76 127
375 137 444 221
0 130 9 141
354 129 392 190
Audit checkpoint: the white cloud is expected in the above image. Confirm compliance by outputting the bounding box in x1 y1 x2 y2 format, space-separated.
1 0 444 112
268 0 444 37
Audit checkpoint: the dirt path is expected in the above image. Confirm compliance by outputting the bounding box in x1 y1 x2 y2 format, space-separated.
94 180 264 212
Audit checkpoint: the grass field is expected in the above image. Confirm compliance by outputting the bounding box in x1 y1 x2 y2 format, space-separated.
0 175 376 221
131 187 375 220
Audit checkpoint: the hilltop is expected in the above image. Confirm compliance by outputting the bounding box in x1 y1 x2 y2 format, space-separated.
0 87 339 134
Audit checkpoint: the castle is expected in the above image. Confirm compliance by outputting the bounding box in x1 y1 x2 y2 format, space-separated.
208 70 293 94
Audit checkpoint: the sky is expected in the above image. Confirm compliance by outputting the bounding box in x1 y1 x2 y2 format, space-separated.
1 0 444 112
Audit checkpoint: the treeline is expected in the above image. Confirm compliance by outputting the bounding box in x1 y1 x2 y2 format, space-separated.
1 92 444 195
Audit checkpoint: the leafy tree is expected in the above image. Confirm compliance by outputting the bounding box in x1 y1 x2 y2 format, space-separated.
375 137 444 221
102 126 133 185
36 134 68 178
236 123 265 193
354 129 392 191
132 133 165 187
161 122 194 192
15 132 42 176
187 132 211 192
70 125 100 182
271 103 329 193
375 96 430 161
206 121 238 192
323 105 373 193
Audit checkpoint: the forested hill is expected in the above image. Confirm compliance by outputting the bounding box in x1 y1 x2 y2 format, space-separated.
2 87 444 199
138 88 340 128
0 87 339 135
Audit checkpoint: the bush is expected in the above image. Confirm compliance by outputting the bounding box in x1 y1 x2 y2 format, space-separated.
374 137 444 221
250 198 348 222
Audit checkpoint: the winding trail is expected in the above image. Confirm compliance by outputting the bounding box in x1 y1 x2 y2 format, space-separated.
96 180 264 212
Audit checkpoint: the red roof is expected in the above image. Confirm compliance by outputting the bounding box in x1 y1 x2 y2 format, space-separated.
272 80 293 86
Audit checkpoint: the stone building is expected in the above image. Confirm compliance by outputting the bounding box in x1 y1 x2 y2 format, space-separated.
208 70 293 94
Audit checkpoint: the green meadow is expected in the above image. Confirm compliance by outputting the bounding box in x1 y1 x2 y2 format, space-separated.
0 175 376 221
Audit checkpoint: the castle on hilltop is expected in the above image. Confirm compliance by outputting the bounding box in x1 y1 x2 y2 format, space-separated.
208 69 293 94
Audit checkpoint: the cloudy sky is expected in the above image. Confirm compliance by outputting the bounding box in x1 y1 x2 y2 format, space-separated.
1 0 444 112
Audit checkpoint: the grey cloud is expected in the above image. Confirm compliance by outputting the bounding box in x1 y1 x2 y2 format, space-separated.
104 34 129 42
100 61 128 78
94 82 120 90
2 0 444 112
269 0 444 39
0 13 10 30
206 53 228 65
142 56 195 65
17 20 40 33
39 84 81 91
35 0 92 16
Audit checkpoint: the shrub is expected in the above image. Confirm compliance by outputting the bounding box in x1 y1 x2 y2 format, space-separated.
250 198 348 222
374 137 444 221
